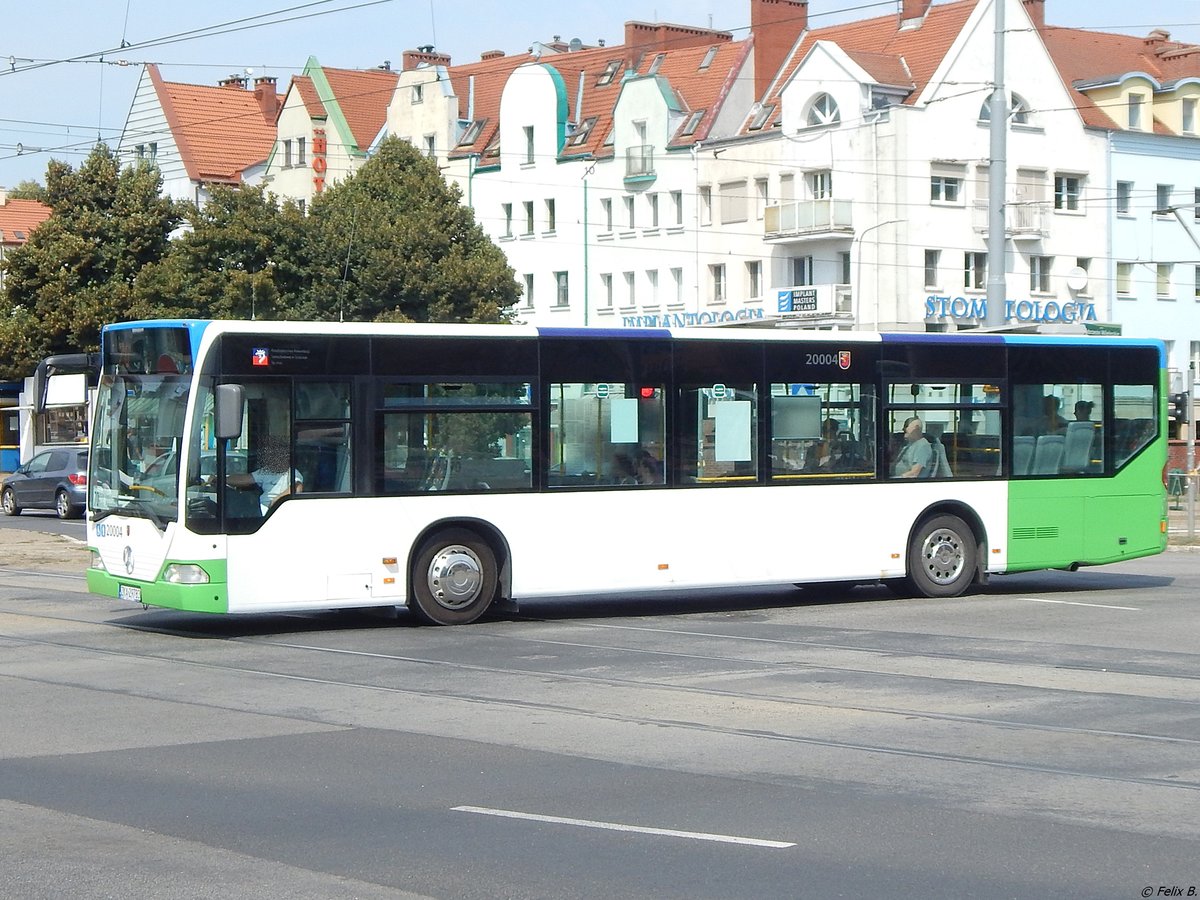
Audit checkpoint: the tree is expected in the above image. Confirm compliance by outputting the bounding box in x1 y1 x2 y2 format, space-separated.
300 136 519 323
133 185 308 320
0 145 181 378
5 180 46 202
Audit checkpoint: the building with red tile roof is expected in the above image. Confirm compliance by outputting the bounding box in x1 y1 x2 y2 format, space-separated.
117 65 282 203
0 191 52 291
263 57 399 206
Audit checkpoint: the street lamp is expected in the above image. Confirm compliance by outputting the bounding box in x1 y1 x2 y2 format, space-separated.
853 218 903 330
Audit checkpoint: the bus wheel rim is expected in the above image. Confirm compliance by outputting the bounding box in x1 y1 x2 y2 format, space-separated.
921 527 965 585
427 545 484 610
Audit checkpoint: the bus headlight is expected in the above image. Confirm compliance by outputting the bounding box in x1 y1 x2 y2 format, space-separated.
163 564 210 585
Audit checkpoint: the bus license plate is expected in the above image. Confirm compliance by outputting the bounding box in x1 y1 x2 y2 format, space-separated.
118 584 142 603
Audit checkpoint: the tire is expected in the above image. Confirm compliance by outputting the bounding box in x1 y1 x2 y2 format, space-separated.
2 488 21 517
55 490 79 520
410 528 498 625
905 514 977 598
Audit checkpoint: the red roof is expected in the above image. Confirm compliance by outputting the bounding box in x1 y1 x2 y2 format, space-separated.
1041 26 1200 130
319 67 400 150
0 197 51 245
746 0 976 133
149 65 281 183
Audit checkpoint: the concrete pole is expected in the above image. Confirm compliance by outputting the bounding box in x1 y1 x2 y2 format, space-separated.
985 0 1008 326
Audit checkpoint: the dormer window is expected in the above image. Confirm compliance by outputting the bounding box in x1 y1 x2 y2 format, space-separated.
567 116 598 146
680 110 706 137
806 93 840 128
648 53 666 75
1183 98 1197 135
698 46 718 71
597 60 621 87
457 118 486 146
1128 92 1145 130
748 103 775 131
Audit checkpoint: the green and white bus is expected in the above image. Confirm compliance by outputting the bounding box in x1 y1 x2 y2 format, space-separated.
86 320 1167 624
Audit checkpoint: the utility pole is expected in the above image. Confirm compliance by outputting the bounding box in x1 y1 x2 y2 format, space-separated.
984 0 1008 326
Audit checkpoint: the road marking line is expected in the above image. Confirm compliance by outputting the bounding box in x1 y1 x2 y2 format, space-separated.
1021 597 1141 611
452 806 795 849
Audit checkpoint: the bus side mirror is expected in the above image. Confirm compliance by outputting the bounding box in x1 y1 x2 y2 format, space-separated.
214 384 245 440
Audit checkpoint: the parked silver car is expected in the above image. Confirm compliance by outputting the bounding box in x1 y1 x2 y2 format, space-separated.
1 447 89 519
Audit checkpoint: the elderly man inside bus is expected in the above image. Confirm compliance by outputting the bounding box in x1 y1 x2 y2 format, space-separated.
892 416 933 478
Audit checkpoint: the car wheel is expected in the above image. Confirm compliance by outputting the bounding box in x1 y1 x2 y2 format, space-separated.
55 490 79 520
2 487 21 516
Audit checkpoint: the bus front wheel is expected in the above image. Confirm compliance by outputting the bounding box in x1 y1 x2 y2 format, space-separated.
410 528 498 625
906 514 976 598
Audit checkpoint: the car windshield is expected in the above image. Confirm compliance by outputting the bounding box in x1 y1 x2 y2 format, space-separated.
89 372 191 528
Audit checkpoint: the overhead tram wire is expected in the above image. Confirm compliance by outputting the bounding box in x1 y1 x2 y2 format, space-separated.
0 0 396 79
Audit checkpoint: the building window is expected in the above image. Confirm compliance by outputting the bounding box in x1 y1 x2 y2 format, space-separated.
1116 262 1134 295
964 252 987 290
545 198 556 233
624 196 635 230
747 260 762 299
930 175 961 204
806 93 840 127
600 273 613 308
283 139 293 168
523 126 534 164
699 46 718 71
523 201 534 235
423 134 436 158
1128 92 1144 130
808 170 832 200
1195 189 1200 221
754 178 768 220
297 137 306 165
1156 184 1173 215
671 190 683 226
1157 263 1173 298
1054 174 1082 211
699 186 712 226
567 117 597 146
1030 255 1052 293
719 180 747 223
1195 265 1200 300
502 203 513 238
623 271 636 308
412 83 424 104
1184 98 1198 135
840 251 851 286
523 273 534 308
792 256 814 286
709 264 726 303
647 193 659 228
597 60 621 87
554 271 569 307
1116 181 1133 215
600 198 613 232
924 250 941 288
646 269 659 306
680 110 705 137
670 267 683 305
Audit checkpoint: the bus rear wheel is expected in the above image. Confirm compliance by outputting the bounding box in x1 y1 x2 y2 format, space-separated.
906 514 976 598
410 528 498 625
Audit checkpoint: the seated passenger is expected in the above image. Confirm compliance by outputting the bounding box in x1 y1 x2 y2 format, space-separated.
892 416 932 478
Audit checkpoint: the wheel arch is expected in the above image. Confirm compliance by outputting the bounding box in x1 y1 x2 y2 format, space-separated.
906 500 989 585
407 517 513 604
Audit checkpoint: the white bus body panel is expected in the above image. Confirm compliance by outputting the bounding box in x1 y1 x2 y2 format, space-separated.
222 482 1009 613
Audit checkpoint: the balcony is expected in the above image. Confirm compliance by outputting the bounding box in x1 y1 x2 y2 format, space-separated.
764 199 854 241
625 145 655 183
972 200 1048 240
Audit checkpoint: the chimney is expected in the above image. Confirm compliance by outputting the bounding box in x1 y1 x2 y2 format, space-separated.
624 20 733 62
218 73 248 89
480 49 505 61
0 189 7 206
750 0 808 101
1022 0 1045 30
900 0 933 25
1144 28 1172 48
253 76 280 121
402 46 452 70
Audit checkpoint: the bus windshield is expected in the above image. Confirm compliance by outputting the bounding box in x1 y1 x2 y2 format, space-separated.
89 372 191 527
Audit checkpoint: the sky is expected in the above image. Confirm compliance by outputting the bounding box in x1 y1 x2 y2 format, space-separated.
1 0 1198 188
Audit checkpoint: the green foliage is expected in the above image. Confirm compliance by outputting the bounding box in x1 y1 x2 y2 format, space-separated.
0 136 520 380
5 180 46 202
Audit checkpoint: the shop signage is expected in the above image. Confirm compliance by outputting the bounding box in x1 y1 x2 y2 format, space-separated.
620 308 766 328
924 295 1099 324
312 128 328 193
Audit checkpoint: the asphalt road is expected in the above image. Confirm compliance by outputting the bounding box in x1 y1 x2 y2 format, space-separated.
1 548 1198 899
